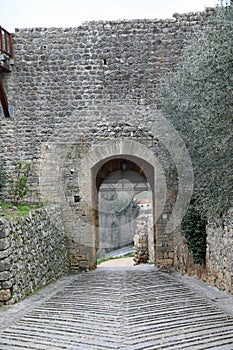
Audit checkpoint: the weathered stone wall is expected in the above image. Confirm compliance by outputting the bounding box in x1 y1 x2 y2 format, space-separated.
0 8 216 269
0 9 215 199
0 206 69 305
174 209 233 295
206 209 233 295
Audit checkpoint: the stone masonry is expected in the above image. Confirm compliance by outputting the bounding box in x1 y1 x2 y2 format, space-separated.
1 6 232 295
0 206 69 305
1 9 216 198
174 209 233 295
133 215 149 264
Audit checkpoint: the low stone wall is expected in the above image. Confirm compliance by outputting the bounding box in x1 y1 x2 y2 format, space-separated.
174 209 233 295
173 227 207 280
206 209 233 294
0 206 69 305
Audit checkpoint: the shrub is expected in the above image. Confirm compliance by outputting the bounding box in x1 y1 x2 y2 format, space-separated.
161 5 233 217
182 200 207 264
10 159 31 203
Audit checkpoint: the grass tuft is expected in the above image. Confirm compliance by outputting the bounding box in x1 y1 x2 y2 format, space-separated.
0 201 43 219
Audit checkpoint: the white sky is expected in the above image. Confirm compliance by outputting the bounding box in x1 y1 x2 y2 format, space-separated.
1 0 219 33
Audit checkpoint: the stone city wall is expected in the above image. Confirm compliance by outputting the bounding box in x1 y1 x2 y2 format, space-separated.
0 9 215 201
0 11 208 269
0 206 69 305
0 8 222 271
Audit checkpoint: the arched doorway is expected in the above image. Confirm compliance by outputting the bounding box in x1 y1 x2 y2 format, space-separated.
93 155 156 264
40 138 177 270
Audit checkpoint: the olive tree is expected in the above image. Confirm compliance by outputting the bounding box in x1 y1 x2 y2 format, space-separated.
161 4 233 262
162 4 233 217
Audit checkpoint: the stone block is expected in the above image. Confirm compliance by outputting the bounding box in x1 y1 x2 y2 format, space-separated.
158 258 173 266
2 279 14 289
0 289 11 302
0 227 6 239
0 248 11 259
79 261 88 269
0 271 11 282
168 252 174 259
76 254 86 261
0 262 10 272
0 238 10 251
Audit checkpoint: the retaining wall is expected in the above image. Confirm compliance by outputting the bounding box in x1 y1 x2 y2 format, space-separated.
0 206 69 305
174 209 233 295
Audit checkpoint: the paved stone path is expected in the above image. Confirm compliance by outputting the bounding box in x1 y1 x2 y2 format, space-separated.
99 257 134 267
0 265 233 349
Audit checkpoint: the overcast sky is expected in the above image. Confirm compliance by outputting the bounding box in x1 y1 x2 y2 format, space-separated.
1 0 219 33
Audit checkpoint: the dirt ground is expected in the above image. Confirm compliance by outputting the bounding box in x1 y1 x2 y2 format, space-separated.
98 257 134 267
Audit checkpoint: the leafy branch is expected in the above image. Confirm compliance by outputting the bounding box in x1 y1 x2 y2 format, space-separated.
161 5 233 263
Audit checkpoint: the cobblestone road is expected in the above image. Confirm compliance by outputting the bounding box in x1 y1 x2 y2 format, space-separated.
0 265 233 349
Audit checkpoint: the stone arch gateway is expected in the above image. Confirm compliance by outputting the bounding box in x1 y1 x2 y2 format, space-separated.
39 137 192 270
81 140 166 267
2 11 212 272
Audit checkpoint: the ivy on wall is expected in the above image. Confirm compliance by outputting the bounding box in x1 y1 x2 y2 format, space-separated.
182 200 207 264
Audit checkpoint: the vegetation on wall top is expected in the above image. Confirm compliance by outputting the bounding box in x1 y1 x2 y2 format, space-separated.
0 158 37 218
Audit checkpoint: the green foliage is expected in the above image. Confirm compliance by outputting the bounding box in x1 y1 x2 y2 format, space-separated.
16 204 34 216
161 5 233 217
161 5 233 262
10 159 31 204
0 200 43 218
182 200 207 264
